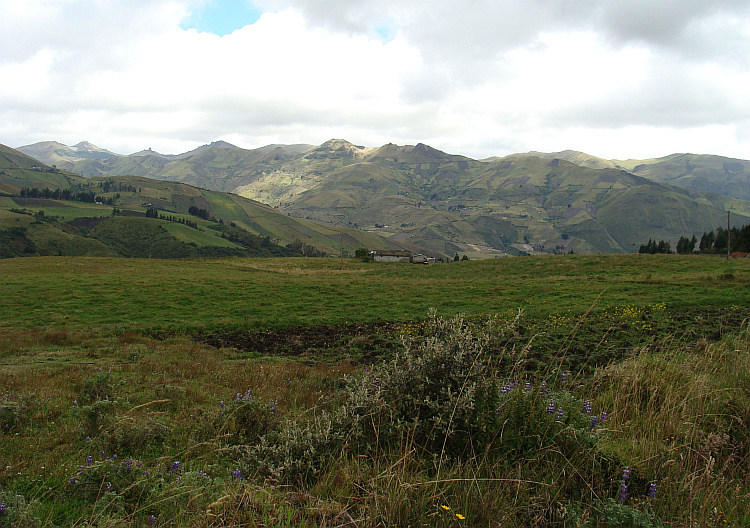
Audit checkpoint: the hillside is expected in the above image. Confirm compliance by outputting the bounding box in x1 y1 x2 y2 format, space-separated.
16 139 750 257
621 153 750 201
0 144 399 259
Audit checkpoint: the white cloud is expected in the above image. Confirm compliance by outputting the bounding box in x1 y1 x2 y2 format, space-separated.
1 0 749 160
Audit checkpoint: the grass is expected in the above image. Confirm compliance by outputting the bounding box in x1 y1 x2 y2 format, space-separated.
0 254 747 331
0 254 749 526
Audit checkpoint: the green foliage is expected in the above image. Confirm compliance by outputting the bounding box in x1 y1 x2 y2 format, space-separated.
354 247 371 261
210 392 280 446
242 312 607 487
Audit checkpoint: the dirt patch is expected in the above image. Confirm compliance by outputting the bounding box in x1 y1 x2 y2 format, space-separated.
191 321 405 362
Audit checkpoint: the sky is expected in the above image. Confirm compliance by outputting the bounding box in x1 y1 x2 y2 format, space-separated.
1 0 749 160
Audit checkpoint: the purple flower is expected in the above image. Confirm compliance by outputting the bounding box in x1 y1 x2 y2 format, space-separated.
582 400 592 414
647 482 658 499
73 400 78 407
87 456 93 465
170 461 180 473
232 468 243 480
219 400 225 409
0 502 6 514
618 480 628 503
546 401 555 414
556 408 564 421
149 514 157 525
590 416 598 430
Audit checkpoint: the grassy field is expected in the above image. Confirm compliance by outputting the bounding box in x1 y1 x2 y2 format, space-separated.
1 254 747 331
1 254 749 527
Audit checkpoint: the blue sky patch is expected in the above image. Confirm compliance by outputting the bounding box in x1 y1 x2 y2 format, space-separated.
181 0 262 36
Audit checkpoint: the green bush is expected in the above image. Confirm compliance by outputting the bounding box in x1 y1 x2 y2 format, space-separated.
242 311 609 487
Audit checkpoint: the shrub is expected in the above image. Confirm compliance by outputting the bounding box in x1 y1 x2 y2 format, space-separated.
241 311 609 487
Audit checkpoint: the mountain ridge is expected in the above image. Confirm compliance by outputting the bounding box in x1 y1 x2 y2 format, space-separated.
12 139 750 258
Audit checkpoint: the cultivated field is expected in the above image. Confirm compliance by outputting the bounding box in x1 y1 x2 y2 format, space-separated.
1 254 749 526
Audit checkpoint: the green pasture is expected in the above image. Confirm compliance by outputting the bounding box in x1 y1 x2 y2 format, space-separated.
1 254 747 332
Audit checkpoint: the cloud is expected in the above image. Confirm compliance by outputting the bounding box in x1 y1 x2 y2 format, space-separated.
1 0 749 160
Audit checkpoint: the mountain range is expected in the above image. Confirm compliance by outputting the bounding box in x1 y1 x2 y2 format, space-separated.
11 139 750 258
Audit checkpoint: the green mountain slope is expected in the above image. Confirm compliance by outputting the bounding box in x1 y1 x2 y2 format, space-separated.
0 144 399 259
623 153 750 201
16 140 750 257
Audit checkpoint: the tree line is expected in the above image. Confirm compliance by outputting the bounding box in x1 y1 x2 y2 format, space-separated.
639 224 750 254
19 187 110 204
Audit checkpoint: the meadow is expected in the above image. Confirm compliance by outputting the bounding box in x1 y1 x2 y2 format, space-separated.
0 254 749 527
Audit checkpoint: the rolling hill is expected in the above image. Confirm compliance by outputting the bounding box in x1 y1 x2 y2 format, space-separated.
0 143 400 259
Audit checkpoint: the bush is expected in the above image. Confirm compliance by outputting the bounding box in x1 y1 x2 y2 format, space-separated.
241 311 610 487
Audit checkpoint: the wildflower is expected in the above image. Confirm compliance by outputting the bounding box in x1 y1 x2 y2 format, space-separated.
440 505 451 511
556 408 564 421
456 513 465 520
546 401 555 414
618 467 630 504
170 461 180 473
149 514 157 525
219 401 225 409
618 481 628 503
0 502 5 514
647 482 658 499
86 456 93 465
73 400 78 407
232 468 243 480
582 400 592 414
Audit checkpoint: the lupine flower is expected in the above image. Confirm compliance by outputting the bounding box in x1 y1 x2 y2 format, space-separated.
73 400 78 407
647 482 658 499
556 408 564 421
232 468 243 480
590 416 598 430
170 461 180 473
219 401 225 409
618 467 630 503
0 502 6 514
149 515 157 525
87 455 93 465
618 479 628 503
546 401 556 414
582 400 592 414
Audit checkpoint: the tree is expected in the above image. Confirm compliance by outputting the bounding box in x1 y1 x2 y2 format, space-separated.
354 248 371 261
453 253 460 262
